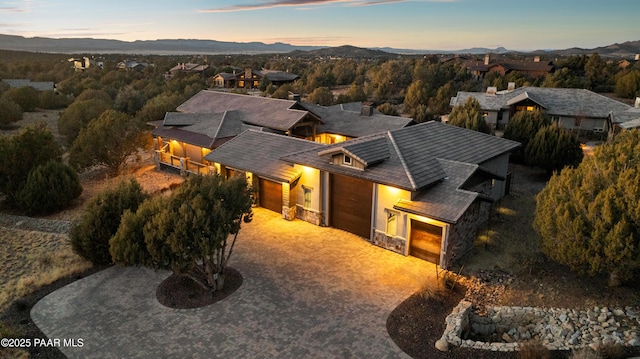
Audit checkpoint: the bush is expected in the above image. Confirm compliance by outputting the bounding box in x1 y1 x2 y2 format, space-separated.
518 339 550 359
58 98 111 144
70 179 148 266
38 90 72 109
16 161 82 214
0 97 23 126
1 86 39 112
596 342 627 359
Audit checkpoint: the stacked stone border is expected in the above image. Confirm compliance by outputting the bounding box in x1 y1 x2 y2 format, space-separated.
436 300 640 352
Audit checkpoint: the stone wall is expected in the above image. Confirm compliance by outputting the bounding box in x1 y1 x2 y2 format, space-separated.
444 201 490 268
437 300 640 352
295 205 323 226
371 230 406 255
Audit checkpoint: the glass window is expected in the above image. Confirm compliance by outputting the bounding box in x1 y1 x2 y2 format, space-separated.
303 186 312 208
343 155 352 165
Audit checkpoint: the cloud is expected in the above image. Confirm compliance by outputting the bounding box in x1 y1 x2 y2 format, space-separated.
199 0 453 13
0 6 28 13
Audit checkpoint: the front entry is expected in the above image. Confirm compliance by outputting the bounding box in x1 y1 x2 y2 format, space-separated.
329 174 373 238
410 220 442 265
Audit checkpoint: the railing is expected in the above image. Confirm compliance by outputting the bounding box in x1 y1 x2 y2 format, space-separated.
155 151 215 175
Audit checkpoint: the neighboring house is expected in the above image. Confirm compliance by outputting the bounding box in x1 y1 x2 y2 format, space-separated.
450 86 634 133
607 99 640 140
118 60 150 71
205 122 519 269
212 68 299 89
1 79 54 91
167 62 209 78
468 54 554 79
68 57 102 71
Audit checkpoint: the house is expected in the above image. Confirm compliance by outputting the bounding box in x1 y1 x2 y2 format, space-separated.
1 79 54 91
468 54 554 79
450 86 634 133
606 98 640 140
212 68 299 89
118 60 150 71
167 62 209 78
204 122 519 269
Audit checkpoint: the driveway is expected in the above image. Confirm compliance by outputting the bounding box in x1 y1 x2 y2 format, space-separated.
32 208 438 358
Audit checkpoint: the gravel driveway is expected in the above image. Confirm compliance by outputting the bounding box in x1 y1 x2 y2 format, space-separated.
32 208 438 358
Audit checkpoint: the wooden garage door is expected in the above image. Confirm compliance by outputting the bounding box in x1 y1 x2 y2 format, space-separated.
329 174 373 238
410 220 442 265
259 178 282 213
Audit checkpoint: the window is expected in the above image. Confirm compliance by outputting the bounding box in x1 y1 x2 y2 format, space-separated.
343 155 352 165
302 186 312 208
385 209 398 236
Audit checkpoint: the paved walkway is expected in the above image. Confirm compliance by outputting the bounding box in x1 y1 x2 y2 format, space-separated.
32 209 438 358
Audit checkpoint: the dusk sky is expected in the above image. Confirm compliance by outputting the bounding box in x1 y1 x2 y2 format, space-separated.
1 0 638 51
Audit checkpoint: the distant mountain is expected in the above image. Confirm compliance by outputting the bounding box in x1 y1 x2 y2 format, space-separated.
0 34 638 57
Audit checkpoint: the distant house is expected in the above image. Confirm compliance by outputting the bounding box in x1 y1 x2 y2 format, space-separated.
450 86 634 133
1 79 54 91
205 122 519 269
468 54 554 79
212 68 299 89
167 62 208 78
68 57 102 71
118 60 150 71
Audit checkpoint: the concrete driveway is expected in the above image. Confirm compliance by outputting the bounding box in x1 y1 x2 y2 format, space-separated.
32 208 438 358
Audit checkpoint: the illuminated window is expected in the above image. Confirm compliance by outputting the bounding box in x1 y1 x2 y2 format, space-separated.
343 155 352 165
483 112 488 118
385 209 398 236
302 186 312 208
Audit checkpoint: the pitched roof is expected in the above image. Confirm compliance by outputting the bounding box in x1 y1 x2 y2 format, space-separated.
297 101 412 137
259 69 299 82
394 160 494 223
2 79 54 91
452 87 632 118
204 130 325 183
282 121 520 192
151 111 244 148
177 90 317 131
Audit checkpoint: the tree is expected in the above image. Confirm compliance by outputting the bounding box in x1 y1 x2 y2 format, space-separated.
0 97 23 126
71 179 148 266
0 123 62 204
615 70 640 99
503 109 551 162
306 87 334 106
16 160 82 214
524 123 583 174
376 103 398 116
1 86 39 112
58 98 112 143
69 110 150 174
447 97 491 134
534 129 640 286
110 175 253 292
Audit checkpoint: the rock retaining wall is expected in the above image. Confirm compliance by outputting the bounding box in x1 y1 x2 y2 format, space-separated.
437 300 640 352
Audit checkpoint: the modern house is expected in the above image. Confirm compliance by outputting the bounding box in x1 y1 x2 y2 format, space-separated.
117 61 150 71
204 122 519 269
167 63 209 78
468 54 554 79
212 68 299 89
450 86 634 133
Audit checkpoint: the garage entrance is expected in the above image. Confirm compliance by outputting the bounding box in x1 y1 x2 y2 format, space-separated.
259 178 282 213
409 220 443 265
329 174 373 238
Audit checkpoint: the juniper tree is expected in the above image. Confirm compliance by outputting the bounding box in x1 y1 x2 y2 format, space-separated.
524 123 583 174
503 109 550 162
447 97 491 134
534 129 640 286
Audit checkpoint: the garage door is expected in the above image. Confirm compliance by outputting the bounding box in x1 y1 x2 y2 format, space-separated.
329 174 373 238
410 220 442 265
259 178 282 213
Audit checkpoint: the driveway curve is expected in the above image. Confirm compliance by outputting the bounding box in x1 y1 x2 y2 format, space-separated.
32 209 438 358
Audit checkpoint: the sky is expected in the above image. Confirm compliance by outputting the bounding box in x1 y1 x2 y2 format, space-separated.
1 0 639 51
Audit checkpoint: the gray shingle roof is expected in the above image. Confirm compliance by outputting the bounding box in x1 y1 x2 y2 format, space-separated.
204 130 326 183
152 111 244 148
297 101 412 137
2 79 54 91
282 121 519 192
452 87 632 118
394 159 492 224
177 90 316 131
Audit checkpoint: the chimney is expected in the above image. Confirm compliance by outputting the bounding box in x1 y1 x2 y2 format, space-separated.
484 54 490 65
635 97 640 108
361 101 374 116
507 82 516 91
486 87 497 95
534 55 541 63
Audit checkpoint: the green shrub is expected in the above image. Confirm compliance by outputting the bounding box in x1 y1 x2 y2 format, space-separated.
38 90 72 109
0 97 23 126
1 86 39 112
17 161 82 214
70 179 148 266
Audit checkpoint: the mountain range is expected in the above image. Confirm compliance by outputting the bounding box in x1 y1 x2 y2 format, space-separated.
0 34 639 58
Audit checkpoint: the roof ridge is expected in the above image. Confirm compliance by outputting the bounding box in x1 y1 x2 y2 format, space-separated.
387 131 417 190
